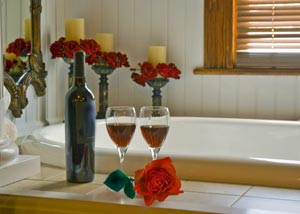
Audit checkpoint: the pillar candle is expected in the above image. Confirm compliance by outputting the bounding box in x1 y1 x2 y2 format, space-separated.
148 46 166 67
24 18 31 41
95 33 114 52
65 18 85 42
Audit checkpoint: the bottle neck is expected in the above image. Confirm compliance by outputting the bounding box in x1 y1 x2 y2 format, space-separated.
74 76 86 87
73 51 86 87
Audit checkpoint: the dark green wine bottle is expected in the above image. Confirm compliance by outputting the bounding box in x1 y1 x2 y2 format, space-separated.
65 51 95 183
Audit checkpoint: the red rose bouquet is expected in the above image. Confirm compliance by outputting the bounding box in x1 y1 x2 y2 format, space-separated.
131 61 181 86
86 51 130 69
6 38 31 58
50 37 99 63
50 37 129 69
4 38 31 75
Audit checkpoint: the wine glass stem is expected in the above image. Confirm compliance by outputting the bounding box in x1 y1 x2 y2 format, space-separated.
150 147 160 160
117 147 127 167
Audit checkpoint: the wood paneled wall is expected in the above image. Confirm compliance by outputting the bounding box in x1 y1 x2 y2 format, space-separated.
5 0 300 135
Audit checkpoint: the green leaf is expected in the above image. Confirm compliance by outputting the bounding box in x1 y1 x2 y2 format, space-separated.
124 181 136 199
103 169 130 192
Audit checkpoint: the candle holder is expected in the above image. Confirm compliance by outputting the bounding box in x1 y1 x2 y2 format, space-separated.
131 62 181 107
50 37 102 89
63 57 74 88
146 78 169 106
91 64 115 119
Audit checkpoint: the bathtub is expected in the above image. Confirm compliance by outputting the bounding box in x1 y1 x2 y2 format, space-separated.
21 117 300 188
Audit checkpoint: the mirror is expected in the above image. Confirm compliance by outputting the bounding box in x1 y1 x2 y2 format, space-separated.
2 0 46 118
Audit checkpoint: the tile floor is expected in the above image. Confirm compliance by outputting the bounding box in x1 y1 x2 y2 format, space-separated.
1 164 300 213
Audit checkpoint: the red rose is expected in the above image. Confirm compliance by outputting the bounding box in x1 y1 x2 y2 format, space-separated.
168 63 181 79
80 39 101 55
6 38 31 57
85 53 99 65
100 52 130 68
131 73 148 86
64 41 81 59
156 63 171 78
4 59 13 72
156 63 181 79
134 157 183 206
102 52 117 68
50 40 64 59
117 52 130 67
140 62 157 79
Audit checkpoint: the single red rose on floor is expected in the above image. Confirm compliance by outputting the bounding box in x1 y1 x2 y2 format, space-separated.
134 157 183 206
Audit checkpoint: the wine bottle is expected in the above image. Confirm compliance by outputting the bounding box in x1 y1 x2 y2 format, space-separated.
65 51 95 183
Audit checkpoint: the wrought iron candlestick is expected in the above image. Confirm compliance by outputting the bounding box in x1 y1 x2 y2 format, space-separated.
4 0 47 117
146 78 169 106
91 65 114 119
63 58 74 88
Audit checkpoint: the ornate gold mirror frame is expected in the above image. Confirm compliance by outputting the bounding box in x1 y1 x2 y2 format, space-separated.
4 0 46 118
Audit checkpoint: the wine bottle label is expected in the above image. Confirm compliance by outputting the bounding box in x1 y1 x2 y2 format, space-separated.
75 101 96 145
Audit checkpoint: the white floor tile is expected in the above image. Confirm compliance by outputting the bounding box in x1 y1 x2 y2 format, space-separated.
233 196 300 213
245 186 300 201
2 179 99 194
182 180 251 195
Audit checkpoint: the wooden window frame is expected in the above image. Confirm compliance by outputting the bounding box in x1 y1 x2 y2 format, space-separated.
193 0 300 75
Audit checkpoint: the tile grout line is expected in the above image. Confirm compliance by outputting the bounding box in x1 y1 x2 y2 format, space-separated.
230 185 254 207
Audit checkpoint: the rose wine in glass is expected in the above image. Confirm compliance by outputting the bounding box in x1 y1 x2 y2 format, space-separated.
105 106 136 164
139 106 170 160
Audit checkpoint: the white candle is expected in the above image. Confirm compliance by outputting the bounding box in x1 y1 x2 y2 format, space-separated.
24 18 31 41
95 33 114 52
148 46 167 67
65 18 85 42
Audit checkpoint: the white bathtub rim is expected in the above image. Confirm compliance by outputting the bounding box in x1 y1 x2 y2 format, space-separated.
29 116 300 162
32 116 300 145
23 137 300 168
27 116 300 167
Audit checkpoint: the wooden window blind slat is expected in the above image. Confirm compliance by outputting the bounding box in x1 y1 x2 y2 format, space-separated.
237 0 300 67
196 0 300 75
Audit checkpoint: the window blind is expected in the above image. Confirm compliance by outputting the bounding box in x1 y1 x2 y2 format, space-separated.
237 0 300 68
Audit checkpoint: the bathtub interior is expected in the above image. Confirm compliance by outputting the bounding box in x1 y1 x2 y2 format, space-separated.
34 117 300 160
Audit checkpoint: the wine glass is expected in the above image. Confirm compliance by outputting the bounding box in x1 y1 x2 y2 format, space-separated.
105 106 136 164
139 106 170 160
